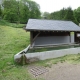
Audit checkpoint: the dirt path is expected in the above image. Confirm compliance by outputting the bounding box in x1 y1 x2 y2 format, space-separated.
38 62 80 80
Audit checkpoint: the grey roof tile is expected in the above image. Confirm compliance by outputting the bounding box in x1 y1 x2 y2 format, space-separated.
26 19 80 31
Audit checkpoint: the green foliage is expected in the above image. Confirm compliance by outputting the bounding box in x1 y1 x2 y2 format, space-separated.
50 11 60 20
64 7 78 24
28 0 41 19
2 0 41 23
48 8 67 20
74 7 80 23
3 0 19 22
0 5 2 17
1 0 80 25
59 8 68 20
48 7 79 25
42 12 50 19
0 20 25 28
64 7 74 20
3 10 18 22
19 3 30 23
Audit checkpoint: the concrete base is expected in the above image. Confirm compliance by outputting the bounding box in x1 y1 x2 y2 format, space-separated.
26 47 80 60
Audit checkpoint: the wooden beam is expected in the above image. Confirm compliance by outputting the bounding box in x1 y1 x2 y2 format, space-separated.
32 32 40 43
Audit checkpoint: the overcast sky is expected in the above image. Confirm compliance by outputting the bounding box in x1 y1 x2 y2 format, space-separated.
32 0 80 13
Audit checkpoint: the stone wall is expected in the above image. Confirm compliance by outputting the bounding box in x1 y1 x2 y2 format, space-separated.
26 47 80 60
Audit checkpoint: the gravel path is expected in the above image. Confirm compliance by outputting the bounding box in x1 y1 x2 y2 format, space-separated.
39 62 80 80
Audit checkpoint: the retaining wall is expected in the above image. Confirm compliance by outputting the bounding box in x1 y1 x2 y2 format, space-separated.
26 47 80 60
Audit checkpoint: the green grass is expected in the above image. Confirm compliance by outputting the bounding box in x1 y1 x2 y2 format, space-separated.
0 25 38 80
34 54 80 68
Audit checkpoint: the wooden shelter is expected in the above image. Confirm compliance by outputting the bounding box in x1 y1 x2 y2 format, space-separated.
26 19 80 47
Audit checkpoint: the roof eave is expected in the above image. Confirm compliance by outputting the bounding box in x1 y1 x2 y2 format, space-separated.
26 29 80 32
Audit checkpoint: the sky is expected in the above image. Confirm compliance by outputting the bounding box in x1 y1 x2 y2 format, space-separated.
32 0 80 13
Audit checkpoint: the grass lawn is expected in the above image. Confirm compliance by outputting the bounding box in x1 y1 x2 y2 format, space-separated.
0 25 36 80
0 21 80 80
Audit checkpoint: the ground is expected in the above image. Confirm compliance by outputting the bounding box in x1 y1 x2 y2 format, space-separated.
27 54 80 80
38 62 80 80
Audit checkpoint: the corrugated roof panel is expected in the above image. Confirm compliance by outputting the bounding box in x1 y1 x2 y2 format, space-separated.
26 19 80 31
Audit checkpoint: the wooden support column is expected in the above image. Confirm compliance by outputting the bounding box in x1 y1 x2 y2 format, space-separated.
32 32 40 43
69 32 71 43
70 32 74 43
30 31 33 46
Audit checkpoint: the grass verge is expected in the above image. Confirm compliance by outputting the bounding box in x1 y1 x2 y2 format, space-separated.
34 54 80 68
0 25 38 80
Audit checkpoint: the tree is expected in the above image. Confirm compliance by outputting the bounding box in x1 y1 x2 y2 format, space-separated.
2 0 41 23
19 3 30 23
59 8 67 20
3 10 18 22
42 12 50 19
3 0 19 22
19 0 41 23
49 8 68 20
74 7 80 24
50 11 61 20
28 1 41 19
0 5 2 17
64 7 78 24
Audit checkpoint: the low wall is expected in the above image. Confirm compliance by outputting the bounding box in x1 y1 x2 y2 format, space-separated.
26 47 80 60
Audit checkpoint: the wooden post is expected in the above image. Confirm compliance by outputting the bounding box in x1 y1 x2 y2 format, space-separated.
70 32 74 43
30 31 33 47
32 32 40 43
70 32 71 43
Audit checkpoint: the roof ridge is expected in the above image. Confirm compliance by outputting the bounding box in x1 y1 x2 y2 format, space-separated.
29 18 72 22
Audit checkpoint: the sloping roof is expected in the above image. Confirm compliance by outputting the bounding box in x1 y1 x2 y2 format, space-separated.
26 19 80 31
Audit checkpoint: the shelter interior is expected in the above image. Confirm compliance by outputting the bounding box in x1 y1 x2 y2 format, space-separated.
30 31 80 47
